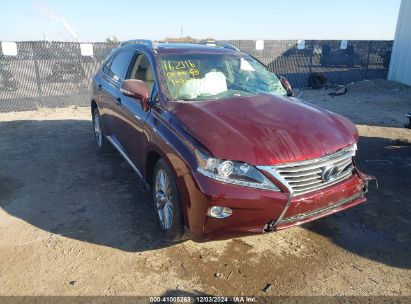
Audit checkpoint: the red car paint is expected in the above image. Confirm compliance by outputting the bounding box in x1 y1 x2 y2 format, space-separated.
168 94 359 165
91 41 372 241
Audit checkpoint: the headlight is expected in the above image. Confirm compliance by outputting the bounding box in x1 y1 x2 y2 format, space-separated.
194 150 280 191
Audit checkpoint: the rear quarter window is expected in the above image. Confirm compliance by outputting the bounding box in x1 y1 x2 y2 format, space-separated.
102 57 112 74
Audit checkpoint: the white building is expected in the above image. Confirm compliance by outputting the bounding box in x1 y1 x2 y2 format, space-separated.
388 0 411 86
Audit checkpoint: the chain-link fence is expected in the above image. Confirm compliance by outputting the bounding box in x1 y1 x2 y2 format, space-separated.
225 40 392 89
0 40 392 112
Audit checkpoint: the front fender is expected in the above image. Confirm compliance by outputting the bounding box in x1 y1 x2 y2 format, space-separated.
143 108 200 231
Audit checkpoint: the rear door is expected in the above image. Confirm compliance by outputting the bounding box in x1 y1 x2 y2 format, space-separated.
92 57 114 135
99 50 135 147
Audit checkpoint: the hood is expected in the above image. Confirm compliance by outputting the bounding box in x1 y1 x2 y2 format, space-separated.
168 94 358 165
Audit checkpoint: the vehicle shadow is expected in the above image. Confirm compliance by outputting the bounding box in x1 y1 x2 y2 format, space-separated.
0 119 167 252
0 119 410 268
302 135 411 269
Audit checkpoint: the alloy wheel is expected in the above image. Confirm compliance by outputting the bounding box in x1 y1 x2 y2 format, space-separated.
94 113 103 147
154 169 173 230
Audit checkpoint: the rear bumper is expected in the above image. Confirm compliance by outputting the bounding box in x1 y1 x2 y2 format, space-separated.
182 169 368 241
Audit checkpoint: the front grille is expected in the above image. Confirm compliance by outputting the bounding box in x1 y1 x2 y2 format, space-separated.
271 145 356 196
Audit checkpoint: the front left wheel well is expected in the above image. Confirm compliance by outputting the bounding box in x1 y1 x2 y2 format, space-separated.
145 151 161 185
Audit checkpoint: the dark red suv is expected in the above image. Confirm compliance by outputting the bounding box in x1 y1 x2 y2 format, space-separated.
91 40 374 242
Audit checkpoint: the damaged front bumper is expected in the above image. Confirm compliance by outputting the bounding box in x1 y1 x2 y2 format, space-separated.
265 191 365 231
184 169 376 241
265 171 377 232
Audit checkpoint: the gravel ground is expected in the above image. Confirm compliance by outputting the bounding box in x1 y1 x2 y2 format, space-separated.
0 79 410 297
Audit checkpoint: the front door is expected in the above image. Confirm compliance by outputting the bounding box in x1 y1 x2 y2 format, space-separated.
116 52 156 172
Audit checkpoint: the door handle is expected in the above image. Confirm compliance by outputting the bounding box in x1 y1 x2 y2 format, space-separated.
116 97 122 105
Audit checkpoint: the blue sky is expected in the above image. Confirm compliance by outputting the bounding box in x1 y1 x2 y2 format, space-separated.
0 0 401 41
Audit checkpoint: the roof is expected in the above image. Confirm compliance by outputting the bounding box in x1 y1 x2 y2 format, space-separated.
117 40 240 54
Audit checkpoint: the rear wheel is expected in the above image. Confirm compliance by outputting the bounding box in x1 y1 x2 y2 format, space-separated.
152 158 185 242
92 107 114 154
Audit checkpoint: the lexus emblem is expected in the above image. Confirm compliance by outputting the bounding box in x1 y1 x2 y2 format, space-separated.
321 165 339 182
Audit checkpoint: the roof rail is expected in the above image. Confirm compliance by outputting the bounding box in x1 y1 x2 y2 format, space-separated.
117 39 239 51
197 40 239 51
118 39 158 49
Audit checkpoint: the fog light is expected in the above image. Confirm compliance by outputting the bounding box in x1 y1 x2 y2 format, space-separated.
207 206 232 218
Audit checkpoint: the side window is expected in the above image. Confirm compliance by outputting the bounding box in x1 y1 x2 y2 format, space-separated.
128 53 155 98
102 57 112 75
107 50 135 82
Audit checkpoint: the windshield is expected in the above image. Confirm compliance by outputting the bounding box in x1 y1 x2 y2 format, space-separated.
159 54 287 101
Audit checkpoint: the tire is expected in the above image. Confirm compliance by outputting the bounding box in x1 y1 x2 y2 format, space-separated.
152 158 186 242
92 107 115 154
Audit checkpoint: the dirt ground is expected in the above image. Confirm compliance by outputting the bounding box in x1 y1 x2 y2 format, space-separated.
0 79 410 297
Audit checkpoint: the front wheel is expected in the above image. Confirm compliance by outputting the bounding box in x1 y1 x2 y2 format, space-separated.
152 158 186 242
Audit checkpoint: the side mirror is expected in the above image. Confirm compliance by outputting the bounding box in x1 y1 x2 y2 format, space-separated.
120 79 150 112
279 76 293 97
